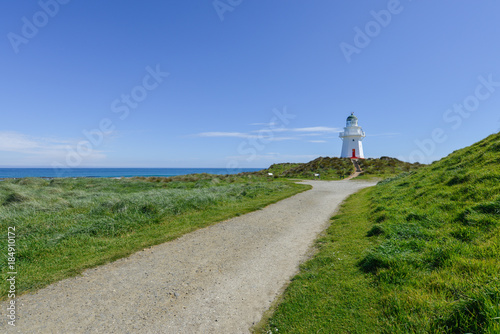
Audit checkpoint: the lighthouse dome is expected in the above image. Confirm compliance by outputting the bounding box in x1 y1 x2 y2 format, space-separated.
346 113 357 121
346 112 358 126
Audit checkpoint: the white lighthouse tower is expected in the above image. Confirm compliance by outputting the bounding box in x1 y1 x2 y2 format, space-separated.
339 112 365 158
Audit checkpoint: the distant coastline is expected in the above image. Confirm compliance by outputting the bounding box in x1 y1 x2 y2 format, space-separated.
0 168 263 179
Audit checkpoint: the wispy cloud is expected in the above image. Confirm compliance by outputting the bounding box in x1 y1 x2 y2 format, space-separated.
0 131 107 166
298 133 324 137
196 132 297 141
194 126 341 140
0 132 69 153
291 126 341 133
226 153 317 162
366 132 401 137
250 122 278 127
269 137 297 141
191 124 340 166
197 132 257 139
250 126 341 134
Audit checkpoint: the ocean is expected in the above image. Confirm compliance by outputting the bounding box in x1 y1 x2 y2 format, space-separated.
0 168 263 179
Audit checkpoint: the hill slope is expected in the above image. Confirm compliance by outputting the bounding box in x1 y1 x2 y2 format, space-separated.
259 132 500 333
363 132 500 332
256 156 422 180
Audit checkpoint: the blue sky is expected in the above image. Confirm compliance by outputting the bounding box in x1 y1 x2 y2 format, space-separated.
1 0 500 168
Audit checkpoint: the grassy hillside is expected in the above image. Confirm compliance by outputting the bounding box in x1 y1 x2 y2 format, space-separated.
0 175 309 299
357 156 423 178
269 157 354 179
258 132 500 333
365 132 500 332
255 156 422 180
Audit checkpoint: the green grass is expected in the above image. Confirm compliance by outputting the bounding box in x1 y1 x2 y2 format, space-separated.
254 188 383 333
0 175 310 299
351 174 386 181
259 132 500 333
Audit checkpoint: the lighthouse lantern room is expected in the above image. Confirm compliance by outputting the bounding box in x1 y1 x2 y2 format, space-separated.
339 112 365 159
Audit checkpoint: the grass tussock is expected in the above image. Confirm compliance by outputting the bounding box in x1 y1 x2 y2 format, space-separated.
259 132 500 333
0 175 309 298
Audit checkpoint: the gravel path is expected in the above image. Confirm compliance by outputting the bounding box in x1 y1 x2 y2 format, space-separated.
2 180 376 333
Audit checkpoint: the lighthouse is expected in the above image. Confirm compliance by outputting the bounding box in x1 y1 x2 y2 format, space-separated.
339 112 365 158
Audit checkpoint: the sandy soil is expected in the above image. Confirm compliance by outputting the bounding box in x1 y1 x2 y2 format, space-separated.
1 179 376 333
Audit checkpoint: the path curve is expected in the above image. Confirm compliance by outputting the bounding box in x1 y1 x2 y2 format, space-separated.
1 180 376 333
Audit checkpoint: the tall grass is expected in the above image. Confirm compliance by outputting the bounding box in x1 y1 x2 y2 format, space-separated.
0 176 309 298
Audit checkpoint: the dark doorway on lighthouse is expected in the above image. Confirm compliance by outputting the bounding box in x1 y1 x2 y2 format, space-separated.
352 149 356 158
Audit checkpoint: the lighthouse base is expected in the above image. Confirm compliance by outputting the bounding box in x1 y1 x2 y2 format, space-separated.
340 140 364 159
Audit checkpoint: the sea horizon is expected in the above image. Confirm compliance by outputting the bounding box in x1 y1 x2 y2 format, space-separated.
0 167 264 179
